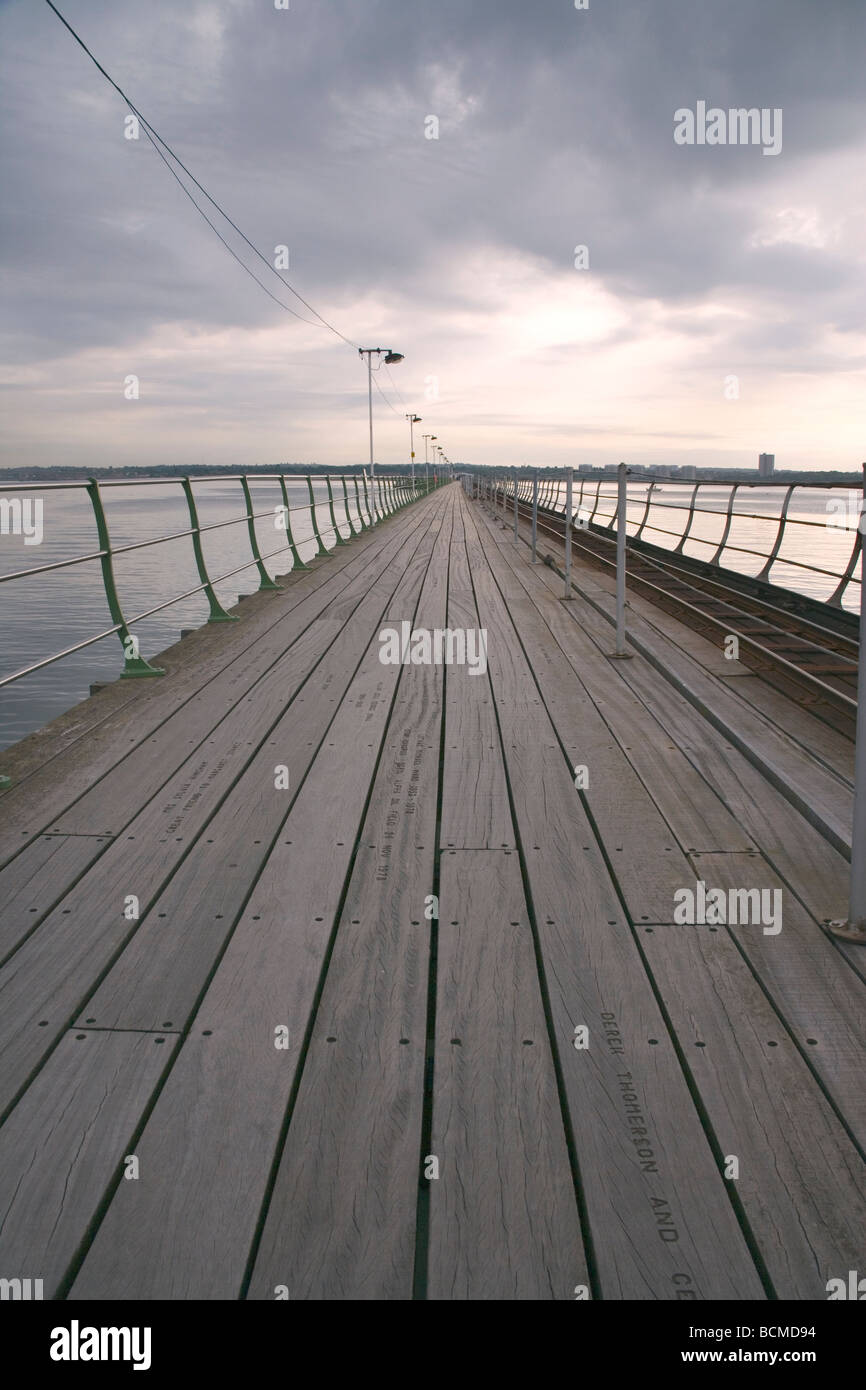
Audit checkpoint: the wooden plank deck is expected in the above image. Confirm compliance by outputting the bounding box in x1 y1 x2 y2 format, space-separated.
0 481 864 1301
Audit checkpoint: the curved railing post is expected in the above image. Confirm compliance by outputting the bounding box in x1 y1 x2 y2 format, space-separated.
181 478 238 622
674 482 700 554
588 480 603 526
362 472 376 525
828 518 863 607
86 478 165 678
634 480 656 541
353 475 369 531
757 483 796 581
325 474 348 545
307 475 331 556
278 475 310 570
711 484 740 565
240 476 281 590
608 480 620 532
341 475 361 537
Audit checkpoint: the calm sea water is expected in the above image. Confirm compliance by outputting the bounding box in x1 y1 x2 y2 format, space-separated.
0 478 861 752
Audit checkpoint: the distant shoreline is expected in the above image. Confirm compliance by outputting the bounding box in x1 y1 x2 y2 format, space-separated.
0 464 861 486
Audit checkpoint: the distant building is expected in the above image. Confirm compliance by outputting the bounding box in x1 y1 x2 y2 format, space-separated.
758 452 775 479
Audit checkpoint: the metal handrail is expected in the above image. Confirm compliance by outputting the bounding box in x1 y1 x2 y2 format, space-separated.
0 470 433 693
493 474 864 610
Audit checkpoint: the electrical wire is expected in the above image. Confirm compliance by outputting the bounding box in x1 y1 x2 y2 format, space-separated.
372 371 403 417
384 363 407 407
44 0 360 348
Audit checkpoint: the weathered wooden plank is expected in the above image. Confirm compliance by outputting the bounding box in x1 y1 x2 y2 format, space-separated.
0 509 442 1114
70 495 455 1299
246 503 454 1300
687 851 866 1147
0 1028 177 1297
476 534 696 920
639 919 866 1298
76 508 443 1034
574 557 856 782
463 498 764 1299
0 834 110 962
52 504 436 836
603 649 862 966
440 507 514 850
550 555 852 852
429 849 588 1300
477 507 754 854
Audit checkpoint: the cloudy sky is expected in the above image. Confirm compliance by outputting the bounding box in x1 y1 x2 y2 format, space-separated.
1 0 864 473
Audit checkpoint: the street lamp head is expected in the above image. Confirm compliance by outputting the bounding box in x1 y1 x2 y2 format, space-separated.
384 352 404 365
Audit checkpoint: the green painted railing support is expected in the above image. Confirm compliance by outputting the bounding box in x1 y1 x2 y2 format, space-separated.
326 475 348 545
365 473 380 525
86 478 165 678
240 476 281 591
181 478 238 622
361 473 372 526
353 475 369 531
307 475 331 557
278 475 310 570
342 475 361 537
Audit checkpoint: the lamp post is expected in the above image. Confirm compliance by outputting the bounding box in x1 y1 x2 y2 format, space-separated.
406 414 422 494
358 348 404 481
423 434 437 493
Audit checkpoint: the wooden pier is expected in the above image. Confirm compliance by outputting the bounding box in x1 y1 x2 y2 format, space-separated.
0 481 864 1300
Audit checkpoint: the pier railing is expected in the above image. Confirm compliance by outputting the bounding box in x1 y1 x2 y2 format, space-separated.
489 473 864 610
0 471 430 693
